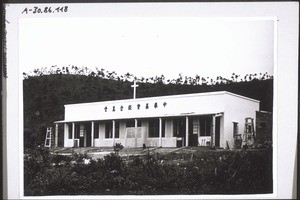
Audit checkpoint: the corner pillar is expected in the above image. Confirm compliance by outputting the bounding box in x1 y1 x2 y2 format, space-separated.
72 123 75 147
211 115 216 147
55 124 58 148
186 117 189 147
91 121 94 147
159 118 163 147
134 119 138 147
112 120 116 145
64 123 68 147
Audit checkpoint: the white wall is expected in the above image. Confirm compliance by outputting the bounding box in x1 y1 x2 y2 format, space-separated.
223 94 260 148
64 92 229 122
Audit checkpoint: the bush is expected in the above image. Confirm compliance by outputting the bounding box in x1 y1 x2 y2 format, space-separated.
24 149 273 195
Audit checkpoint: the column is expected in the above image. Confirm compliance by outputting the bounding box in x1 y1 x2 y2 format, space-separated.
134 119 138 147
112 120 116 145
72 123 75 147
211 115 216 147
185 117 189 147
84 128 86 148
159 118 162 147
64 123 68 147
55 123 58 148
124 127 127 147
91 121 94 147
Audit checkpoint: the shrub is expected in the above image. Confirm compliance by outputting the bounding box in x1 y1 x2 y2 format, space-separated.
24 149 273 195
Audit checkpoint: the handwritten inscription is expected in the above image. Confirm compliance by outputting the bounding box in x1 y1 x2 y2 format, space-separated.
22 6 68 14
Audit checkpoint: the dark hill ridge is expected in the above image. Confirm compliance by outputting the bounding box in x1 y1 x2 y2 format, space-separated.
23 74 273 149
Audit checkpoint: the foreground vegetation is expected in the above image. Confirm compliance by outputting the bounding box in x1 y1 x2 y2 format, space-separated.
24 146 273 196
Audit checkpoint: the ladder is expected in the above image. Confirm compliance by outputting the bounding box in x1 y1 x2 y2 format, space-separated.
44 127 53 148
243 118 255 146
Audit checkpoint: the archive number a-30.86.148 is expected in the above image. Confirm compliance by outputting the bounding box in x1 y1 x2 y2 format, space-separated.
22 6 68 14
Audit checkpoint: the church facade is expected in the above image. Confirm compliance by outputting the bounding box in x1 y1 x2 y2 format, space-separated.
54 91 259 149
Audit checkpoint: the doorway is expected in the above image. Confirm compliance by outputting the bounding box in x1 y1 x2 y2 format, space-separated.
215 116 221 147
173 117 186 147
75 123 92 147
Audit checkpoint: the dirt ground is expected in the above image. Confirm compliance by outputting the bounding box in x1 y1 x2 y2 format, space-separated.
51 146 216 160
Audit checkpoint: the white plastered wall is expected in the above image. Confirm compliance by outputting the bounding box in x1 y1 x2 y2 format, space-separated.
223 94 260 149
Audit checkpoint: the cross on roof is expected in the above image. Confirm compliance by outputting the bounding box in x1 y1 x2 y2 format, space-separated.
131 81 139 99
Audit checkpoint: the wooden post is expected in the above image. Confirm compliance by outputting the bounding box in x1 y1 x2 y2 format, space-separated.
91 121 94 147
186 117 189 147
159 118 162 147
124 129 127 148
55 124 58 148
212 115 216 147
72 123 75 147
112 120 115 146
84 125 87 148
134 119 138 147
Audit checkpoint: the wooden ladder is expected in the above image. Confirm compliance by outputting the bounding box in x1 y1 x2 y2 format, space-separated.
244 118 255 145
44 127 53 148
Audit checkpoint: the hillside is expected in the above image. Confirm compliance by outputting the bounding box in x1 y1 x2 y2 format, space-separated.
23 74 273 149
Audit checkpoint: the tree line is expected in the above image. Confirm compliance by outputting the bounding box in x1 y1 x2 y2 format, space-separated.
23 65 273 85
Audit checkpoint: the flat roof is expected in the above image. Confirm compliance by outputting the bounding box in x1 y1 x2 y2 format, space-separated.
65 91 260 108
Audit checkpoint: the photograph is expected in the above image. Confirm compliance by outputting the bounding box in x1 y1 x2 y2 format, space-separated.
21 15 274 196
3 2 298 199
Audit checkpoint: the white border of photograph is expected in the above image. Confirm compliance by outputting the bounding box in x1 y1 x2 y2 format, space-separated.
3 2 298 199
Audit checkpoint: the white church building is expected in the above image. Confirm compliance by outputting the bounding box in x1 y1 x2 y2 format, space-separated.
54 85 260 149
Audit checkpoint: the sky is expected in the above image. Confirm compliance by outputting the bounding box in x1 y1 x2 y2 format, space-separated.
19 17 274 80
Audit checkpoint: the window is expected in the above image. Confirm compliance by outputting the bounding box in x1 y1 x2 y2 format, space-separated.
115 121 120 138
149 119 159 137
199 117 211 136
94 122 99 139
173 118 184 137
105 121 119 138
126 119 141 127
68 123 73 139
233 122 239 137
149 119 165 138
105 122 112 138
126 120 135 127
161 119 165 137
75 124 80 138
79 124 85 137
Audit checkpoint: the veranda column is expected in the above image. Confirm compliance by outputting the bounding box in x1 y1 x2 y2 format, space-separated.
159 118 162 147
185 117 189 147
211 115 216 147
72 123 75 147
112 120 116 145
134 119 138 147
91 121 94 147
64 123 68 147
55 123 58 148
